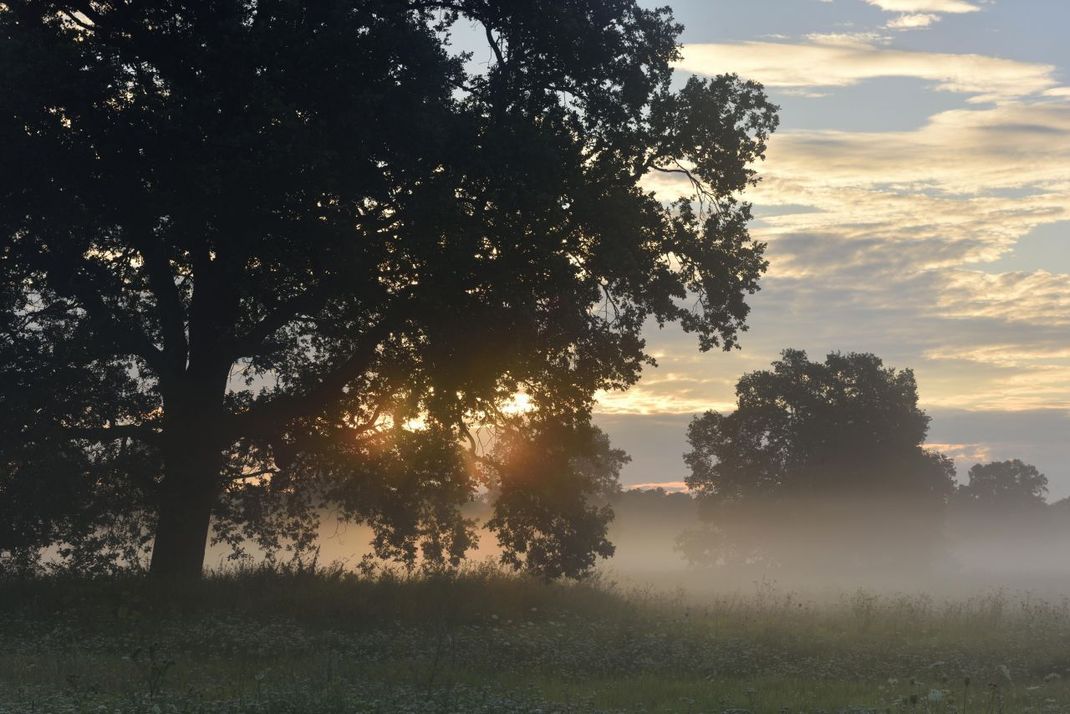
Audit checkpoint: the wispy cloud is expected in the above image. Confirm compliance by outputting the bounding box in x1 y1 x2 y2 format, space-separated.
886 12 941 29
939 271 1070 326
595 383 736 415
925 344 1070 368
865 0 982 33
925 442 993 464
677 39 1056 101
865 0 980 12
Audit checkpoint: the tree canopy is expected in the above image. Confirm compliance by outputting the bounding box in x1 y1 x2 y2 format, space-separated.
956 460 1048 511
683 350 955 570
0 0 777 577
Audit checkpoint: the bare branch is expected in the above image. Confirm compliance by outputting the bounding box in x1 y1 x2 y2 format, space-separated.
228 468 278 482
483 22 506 68
132 235 189 373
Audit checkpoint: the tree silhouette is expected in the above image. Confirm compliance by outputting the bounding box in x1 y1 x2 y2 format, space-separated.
486 421 630 579
956 460 1048 510
0 1 777 577
946 460 1050 552
683 350 955 571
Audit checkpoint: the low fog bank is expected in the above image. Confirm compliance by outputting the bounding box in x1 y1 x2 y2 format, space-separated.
205 488 1070 600
603 490 1070 599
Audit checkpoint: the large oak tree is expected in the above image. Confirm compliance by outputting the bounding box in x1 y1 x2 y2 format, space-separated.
0 0 776 577
683 350 955 573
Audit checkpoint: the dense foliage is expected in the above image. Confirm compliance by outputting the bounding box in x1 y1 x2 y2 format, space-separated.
0 0 777 576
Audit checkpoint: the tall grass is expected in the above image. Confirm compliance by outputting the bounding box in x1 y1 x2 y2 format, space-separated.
2 564 1069 712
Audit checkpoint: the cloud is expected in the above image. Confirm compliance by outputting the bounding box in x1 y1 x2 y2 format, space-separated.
921 342 1070 412
750 104 1070 353
887 13 941 29
865 0 980 33
938 271 1070 326
748 99 1070 225
595 382 736 415
925 442 994 464
925 344 1070 368
865 0 980 12
636 96 1070 414
676 40 1056 101
598 0 1070 494
630 9 1070 420
805 32 891 46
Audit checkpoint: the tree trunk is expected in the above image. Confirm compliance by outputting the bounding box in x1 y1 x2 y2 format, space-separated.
149 479 216 578
148 400 225 579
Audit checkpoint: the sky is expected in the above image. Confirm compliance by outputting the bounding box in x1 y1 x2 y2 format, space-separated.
590 0 1070 497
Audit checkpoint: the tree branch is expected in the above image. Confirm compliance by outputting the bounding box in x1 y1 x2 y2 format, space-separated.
228 468 278 482
650 162 721 216
132 234 189 373
483 22 506 68
55 269 171 378
229 287 333 361
64 423 161 444
232 306 409 438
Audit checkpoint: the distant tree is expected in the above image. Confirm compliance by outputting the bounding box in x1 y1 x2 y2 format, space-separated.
683 350 955 571
945 460 1050 551
609 488 700 571
1046 496 1070 538
956 460 1048 510
611 487 696 517
0 1 777 577
608 487 698 542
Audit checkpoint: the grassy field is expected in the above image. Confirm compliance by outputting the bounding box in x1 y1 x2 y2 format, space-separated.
2 565 1070 713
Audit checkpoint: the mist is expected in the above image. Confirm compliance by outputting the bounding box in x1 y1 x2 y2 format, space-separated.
195 485 1070 604
599 490 1070 599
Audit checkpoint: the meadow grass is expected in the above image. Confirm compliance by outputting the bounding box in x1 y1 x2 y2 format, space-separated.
2 563 1069 712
